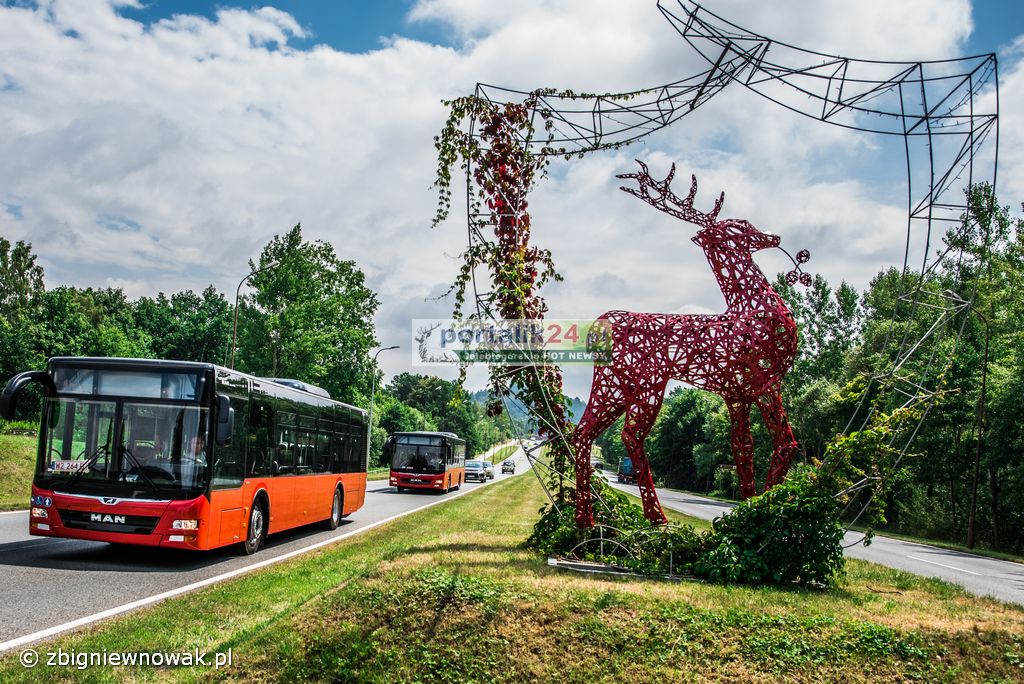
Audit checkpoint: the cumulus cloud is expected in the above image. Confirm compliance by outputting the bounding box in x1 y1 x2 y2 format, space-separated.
0 0 1015 397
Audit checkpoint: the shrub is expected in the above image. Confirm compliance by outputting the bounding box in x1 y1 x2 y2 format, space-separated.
528 467 845 586
0 419 37 435
693 467 845 585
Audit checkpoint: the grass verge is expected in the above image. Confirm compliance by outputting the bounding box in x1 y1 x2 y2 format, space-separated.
0 434 35 511
367 468 389 481
2 474 1023 683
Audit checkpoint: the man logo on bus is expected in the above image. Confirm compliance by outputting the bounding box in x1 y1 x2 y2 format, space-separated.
91 513 126 524
101 497 118 505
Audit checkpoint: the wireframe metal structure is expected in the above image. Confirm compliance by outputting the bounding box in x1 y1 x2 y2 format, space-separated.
571 162 805 527
456 0 999 529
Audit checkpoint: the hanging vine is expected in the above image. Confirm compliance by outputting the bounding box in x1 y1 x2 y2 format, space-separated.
433 90 576 501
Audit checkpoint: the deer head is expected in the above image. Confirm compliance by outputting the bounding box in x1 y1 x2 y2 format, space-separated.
618 160 781 253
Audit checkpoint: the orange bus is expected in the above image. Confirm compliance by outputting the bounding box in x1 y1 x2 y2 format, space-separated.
0 357 368 554
386 431 465 493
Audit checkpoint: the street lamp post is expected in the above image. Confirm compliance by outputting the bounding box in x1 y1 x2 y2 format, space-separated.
227 261 280 369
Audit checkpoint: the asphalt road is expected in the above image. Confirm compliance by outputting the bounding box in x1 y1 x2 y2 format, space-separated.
608 477 1024 606
0 449 530 650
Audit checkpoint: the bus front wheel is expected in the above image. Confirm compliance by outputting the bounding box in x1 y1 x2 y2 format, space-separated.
241 499 267 555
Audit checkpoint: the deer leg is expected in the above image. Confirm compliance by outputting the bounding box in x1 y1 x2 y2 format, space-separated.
726 399 757 500
571 367 628 528
621 390 669 525
757 390 799 491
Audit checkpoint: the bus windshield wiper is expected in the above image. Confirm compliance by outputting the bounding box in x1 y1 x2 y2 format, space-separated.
120 447 160 494
64 446 108 490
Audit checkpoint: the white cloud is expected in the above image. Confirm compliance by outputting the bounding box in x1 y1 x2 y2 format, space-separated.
0 0 1014 399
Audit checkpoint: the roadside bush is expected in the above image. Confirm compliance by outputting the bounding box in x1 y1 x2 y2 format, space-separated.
693 467 844 585
527 466 845 586
0 419 37 435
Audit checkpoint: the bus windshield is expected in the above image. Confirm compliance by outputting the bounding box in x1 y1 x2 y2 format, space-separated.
390 444 444 473
39 397 210 496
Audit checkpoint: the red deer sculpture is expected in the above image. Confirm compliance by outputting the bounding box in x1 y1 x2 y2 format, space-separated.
572 161 803 528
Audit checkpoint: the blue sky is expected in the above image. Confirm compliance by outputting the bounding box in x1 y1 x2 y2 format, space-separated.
0 0 1021 394
117 0 451 51
111 0 1024 57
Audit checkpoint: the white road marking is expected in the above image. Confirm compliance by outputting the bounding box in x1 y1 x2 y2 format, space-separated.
0 510 28 516
906 554 982 576
0 475 510 654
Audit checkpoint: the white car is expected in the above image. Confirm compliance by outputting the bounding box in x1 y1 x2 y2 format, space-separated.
465 460 487 482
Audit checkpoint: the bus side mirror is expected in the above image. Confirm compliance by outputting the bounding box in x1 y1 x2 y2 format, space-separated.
0 370 55 420
216 394 234 446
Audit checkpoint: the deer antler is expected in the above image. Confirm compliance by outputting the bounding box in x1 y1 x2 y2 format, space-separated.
617 160 724 228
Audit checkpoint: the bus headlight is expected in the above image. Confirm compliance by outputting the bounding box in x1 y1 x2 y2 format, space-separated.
31 507 48 519
172 519 199 530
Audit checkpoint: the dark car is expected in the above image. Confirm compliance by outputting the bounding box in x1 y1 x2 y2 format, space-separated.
502 459 516 474
465 460 487 482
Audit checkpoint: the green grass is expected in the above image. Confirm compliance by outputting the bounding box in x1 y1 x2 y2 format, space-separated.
367 467 390 481
489 443 518 464
0 434 35 511
2 474 1023 682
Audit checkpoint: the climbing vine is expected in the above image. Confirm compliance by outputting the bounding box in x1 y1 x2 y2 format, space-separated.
433 90 576 500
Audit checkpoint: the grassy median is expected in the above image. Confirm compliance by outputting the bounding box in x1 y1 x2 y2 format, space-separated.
0 434 35 511
2 472 1023 683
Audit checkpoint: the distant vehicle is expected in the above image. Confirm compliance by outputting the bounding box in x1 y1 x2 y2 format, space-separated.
387 432 466 493
502 459 516 474
0 357 369 555
482 460 495 480
464 460 487 482
617 456 635 484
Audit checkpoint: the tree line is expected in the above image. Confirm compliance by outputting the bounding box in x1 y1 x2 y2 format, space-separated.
598 185 1024 554
0 224 512 463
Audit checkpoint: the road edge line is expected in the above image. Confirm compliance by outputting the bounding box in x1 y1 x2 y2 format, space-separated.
0 475 505 655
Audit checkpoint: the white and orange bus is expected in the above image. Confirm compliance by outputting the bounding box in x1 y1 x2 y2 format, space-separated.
0 357 368 554
386 431 465 493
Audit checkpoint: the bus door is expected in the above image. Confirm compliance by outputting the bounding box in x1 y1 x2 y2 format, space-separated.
209 393 248 547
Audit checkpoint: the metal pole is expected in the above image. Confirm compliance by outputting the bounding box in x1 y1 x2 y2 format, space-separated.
227 261 279 369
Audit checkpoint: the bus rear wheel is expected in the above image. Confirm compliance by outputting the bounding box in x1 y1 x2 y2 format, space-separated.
322 487 343 530
241 499 267 555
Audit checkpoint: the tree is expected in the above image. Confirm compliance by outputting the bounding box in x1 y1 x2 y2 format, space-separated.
387 373 482 455
648 388 717 491
236 224 379 404
0 236 45 322
135 286 231 363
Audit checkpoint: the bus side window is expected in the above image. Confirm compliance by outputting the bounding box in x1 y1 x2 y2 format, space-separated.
248 401 271 476
343 414 357 473
331 414 346 475
315 414 333 473
274 411 296 475
296 414 315 475
213 397 247 490
354 415 368 472
315 430 330 472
